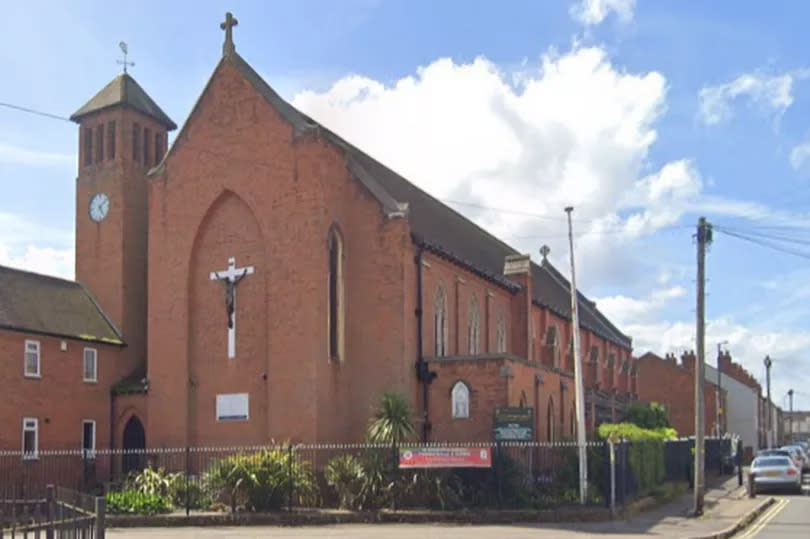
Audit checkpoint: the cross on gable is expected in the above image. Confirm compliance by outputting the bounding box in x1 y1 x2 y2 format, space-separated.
220 12 239 57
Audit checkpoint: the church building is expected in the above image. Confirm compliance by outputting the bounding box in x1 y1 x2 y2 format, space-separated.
0 13 636 456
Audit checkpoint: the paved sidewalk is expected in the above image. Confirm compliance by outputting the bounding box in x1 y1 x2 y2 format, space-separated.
109 476 764 538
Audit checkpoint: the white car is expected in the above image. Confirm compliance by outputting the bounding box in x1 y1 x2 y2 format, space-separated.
751 456 803 494
780 445 809 472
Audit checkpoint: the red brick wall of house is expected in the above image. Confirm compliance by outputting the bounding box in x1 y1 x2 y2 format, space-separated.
0 330 125 451
636 352 721 437
145 58 415 447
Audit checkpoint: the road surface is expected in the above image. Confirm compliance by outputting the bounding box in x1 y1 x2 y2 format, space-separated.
737 471 810 538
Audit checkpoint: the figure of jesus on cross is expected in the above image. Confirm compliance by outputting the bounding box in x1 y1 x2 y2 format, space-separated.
210 257 254 359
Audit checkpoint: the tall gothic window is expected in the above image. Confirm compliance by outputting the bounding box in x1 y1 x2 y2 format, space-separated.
591 346 602 385
451 381 470 419
495 312 506 353
434 286 448 357
546 326 560 368
328 226 345 361
468 294 480 354
547 398 556 442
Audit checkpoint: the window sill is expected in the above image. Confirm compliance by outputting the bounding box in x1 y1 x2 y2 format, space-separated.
24 373 41 379
83 379 99 384
22 455 39 461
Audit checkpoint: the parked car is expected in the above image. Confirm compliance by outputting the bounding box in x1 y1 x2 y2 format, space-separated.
751 456 802 493
758 449 792 458
780 445 809 472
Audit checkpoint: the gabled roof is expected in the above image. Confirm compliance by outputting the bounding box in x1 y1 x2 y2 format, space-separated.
70 73 177 130
0 265 124 345
159 51 632 350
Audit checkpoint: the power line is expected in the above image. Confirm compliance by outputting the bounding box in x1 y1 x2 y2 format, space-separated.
714 226 810 261
715 225 810 247
0 101 71 123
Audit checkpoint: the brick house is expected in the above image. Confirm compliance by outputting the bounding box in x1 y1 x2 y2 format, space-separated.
0 14 635 454
0 266 127 458
635 351 725 437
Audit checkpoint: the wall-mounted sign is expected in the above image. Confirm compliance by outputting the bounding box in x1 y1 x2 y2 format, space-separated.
399 447 491 468
494 407 534 441
216 393 249 421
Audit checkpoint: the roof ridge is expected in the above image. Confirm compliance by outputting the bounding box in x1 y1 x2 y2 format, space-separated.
0 264 79 287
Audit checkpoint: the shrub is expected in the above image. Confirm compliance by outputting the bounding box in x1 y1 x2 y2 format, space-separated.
106 490 172 515
325 454 365 509
126 465 183 498
204 447 318 512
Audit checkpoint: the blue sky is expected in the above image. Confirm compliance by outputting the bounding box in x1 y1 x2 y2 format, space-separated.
2 0 810 409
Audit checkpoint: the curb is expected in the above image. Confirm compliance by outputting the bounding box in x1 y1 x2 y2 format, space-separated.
687 496 776 539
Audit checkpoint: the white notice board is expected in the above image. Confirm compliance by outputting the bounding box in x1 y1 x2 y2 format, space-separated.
216 393 249 421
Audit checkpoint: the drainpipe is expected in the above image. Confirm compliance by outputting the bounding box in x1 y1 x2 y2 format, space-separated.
414 243 436 442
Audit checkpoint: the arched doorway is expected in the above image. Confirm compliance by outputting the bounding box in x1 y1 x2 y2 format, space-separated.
122 416 146 474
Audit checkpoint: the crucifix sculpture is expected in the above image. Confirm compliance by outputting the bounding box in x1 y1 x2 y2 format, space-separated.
220 12 238 57
210 257 254 359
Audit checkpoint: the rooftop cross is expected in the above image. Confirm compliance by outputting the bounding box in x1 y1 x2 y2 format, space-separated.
220 12 239 57
116 41 135 74
540 245 551 261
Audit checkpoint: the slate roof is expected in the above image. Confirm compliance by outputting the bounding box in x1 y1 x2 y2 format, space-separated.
159 51 632 350
70 73 177 130
0 265 124 345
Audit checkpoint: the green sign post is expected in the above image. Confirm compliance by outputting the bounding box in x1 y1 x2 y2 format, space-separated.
494 407 534 441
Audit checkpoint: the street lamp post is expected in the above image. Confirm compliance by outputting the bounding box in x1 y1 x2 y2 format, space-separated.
764 356 773 449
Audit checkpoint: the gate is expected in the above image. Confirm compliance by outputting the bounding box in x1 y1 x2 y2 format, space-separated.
0 485 105 538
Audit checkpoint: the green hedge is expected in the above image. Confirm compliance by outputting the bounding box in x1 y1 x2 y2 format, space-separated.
597 422 673 496
106 491 172 515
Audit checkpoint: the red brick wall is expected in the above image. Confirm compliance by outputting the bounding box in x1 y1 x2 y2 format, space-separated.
146 59 415 447
75 108 166 373
636 352 720 437
0 330 125 450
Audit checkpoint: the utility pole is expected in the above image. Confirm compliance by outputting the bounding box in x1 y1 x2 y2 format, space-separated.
694 217 711 516
565 206 588 505
764 356 772 449
788 389 794 445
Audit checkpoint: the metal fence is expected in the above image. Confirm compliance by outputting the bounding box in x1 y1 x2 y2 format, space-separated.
0 439 733 514
0 485 104 538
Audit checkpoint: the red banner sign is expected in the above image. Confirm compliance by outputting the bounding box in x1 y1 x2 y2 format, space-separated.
399 447 492 469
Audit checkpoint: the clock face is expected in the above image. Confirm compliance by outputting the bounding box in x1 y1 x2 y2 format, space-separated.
89 193 110 222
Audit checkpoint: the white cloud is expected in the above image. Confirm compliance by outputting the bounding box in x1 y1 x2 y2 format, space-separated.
0 212 73 279
596 286 686 325
570 0 636 26
698 70 808 126
597 281 810 406
0 142 75 167
293 46 706 286
790 140 810 170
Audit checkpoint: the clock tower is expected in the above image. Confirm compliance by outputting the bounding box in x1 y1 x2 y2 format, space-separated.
71 74 176 367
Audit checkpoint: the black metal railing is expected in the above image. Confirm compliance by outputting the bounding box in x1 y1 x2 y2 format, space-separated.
0 438 733 515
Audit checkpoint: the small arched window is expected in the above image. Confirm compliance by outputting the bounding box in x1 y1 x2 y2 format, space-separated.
451 381 470 419
434 286 448 357
468 294 480 355
495 312 507 353
328 226 345 361
546 326 560 368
